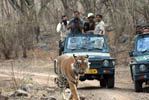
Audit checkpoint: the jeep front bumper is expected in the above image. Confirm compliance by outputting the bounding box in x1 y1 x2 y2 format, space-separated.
80 68 115 81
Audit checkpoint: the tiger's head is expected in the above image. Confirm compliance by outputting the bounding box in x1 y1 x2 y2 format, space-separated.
72 55 90 75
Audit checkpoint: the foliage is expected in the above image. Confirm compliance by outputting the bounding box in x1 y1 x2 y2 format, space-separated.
0 0 149 59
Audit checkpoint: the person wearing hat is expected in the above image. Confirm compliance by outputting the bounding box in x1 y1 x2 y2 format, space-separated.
84 13 95 33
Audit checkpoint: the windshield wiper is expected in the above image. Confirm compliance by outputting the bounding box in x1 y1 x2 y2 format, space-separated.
141 49 149 53
70 48 79 51
88 48 103 50
80 47 88 49
70 47 89 51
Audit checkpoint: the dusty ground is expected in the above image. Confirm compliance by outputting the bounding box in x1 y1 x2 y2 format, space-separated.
0 50 149 100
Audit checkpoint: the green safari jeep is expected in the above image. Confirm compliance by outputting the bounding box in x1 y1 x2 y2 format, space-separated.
129 33 149 92
54 34 116 88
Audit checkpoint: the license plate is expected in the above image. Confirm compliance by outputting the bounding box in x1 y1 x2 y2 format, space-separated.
85 69 98 74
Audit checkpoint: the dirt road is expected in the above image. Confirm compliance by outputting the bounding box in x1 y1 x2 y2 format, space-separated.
0 59 149 100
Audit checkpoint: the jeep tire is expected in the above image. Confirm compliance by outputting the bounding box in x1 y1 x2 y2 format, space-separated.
100 79 106 88
107 75 114 88
134 81 143 92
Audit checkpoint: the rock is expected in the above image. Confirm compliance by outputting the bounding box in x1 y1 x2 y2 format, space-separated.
23 83 34 92
40 97 56 100
40 97 48 100
80 95 85 100
46 88 55 93
0 95 8 100
22 86 31 92
10 89 28 97
43 94 46 97
49 97 56 100
80 96 85 100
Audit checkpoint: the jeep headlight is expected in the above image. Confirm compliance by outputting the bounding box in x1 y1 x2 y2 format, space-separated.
103 60 109 67
139 65 146 72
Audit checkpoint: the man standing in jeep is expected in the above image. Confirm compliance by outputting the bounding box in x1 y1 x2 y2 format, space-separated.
67 11 84 34
84 13 95 34
94 14 105 35
57 15 69 55
57 15 69 41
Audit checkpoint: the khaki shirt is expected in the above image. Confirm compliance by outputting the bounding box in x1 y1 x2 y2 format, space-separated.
94 21 105 35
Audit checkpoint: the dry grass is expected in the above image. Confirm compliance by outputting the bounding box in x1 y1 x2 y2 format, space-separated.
0 48 58 96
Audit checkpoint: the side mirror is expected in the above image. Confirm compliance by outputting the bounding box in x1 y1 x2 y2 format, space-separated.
129 51 134 57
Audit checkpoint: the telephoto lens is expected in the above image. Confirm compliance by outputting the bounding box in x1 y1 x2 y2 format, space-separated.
63 20 67 26
74 18 79 23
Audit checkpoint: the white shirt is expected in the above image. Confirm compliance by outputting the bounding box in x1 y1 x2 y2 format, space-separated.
94 21 105 35
56 21 69 41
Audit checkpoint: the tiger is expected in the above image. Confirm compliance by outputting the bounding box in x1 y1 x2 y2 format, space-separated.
55 55 89 100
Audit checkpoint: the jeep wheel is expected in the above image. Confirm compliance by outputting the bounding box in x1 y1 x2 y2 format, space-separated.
107 75 114 88
100 79 106 88
79 77 86 81
134 81 143 92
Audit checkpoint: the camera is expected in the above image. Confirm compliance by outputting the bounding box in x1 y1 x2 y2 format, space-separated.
73 18 79 23
62 20 67 26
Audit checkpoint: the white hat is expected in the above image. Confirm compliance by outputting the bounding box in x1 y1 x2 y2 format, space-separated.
88 13 94 18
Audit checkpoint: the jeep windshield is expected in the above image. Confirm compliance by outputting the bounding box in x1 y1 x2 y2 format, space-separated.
66 35 105 52
137 36 149 53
